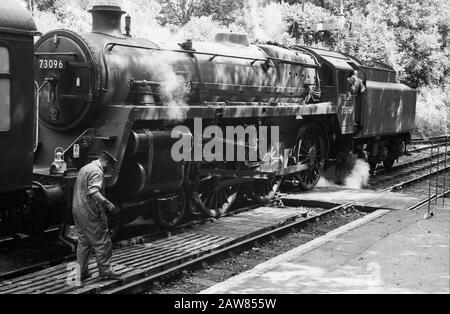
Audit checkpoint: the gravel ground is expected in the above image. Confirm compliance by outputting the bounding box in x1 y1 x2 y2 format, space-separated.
149 207 366 294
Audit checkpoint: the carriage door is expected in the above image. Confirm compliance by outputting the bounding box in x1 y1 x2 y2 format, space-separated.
337 70 356 134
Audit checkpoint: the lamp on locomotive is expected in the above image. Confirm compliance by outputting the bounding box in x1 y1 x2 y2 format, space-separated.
50 147 68 175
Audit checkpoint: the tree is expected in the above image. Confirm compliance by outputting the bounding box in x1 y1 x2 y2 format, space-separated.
157 0 204 26
157 0 245 26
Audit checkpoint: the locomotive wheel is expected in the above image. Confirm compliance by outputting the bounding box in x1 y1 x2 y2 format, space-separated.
251 178 282 204
197 181 238 218
290 124 326 191
152 189 186 230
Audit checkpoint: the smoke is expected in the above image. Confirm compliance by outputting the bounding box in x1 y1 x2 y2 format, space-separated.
247 0 285 43
318 158 370 190
343 159 370 189
154 58 190 121
135 51 190 121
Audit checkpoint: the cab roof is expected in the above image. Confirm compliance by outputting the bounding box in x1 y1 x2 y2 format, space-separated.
301 46 359 71
301 46 395 72
0 0 37 34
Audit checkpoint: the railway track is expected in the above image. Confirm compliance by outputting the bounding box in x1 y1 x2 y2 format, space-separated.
411 135 450 145
409 142 450 154
374 150 449 176
372 147 449 188
0 202 262 281
387 163 449 192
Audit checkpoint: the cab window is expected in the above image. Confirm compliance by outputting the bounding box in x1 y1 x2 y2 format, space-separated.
0 46 11 132
338 70 353 94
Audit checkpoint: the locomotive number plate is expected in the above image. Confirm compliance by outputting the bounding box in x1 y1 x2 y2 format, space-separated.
39 59 66 70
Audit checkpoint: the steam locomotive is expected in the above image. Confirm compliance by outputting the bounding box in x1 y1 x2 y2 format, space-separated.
0 2 416 243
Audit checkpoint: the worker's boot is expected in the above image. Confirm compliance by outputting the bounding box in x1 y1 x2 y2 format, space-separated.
80 272 92 282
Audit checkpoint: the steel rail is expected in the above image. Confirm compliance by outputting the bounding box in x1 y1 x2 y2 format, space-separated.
409 142 450 154
411 135 450 144
404 190 450 211
374 150 450 176
387 164 450 192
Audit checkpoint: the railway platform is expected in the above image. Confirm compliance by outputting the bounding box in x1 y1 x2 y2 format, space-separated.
201 198 450 294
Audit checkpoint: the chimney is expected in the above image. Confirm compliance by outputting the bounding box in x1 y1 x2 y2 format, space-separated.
89 5 125 37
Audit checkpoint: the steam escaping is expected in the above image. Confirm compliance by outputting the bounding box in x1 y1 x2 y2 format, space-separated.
145 53 190 121
319 158 371 190
158 64 190 122
343 159 370 189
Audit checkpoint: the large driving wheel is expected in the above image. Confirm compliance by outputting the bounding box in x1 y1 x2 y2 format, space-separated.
197 180 238 218
152 189 186 230
289 124 326 191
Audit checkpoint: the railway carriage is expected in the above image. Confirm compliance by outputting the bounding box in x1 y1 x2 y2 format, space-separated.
0 3 417 243
0 0 38 236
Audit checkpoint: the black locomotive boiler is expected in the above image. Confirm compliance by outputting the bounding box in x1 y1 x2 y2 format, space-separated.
2 4 416 243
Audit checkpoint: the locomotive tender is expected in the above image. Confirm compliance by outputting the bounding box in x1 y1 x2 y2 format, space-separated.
1 3 416 242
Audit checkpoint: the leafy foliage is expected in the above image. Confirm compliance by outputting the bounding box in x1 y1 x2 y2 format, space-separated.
156 0 244 26
415 85 450 136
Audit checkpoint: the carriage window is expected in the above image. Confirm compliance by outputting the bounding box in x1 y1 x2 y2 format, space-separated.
0 47 9 73
322 64 334 86
0 46 11 132
0 79 11 131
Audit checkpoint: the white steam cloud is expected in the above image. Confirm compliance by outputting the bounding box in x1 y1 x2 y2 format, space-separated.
145 53 190 121
319 159 371 190
343 159 370 189
158 65 190 122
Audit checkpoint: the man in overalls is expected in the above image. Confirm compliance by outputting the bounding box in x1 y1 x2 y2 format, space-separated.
72 151 121 282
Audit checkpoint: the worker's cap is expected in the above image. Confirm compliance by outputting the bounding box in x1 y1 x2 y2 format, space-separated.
100 151 118 164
